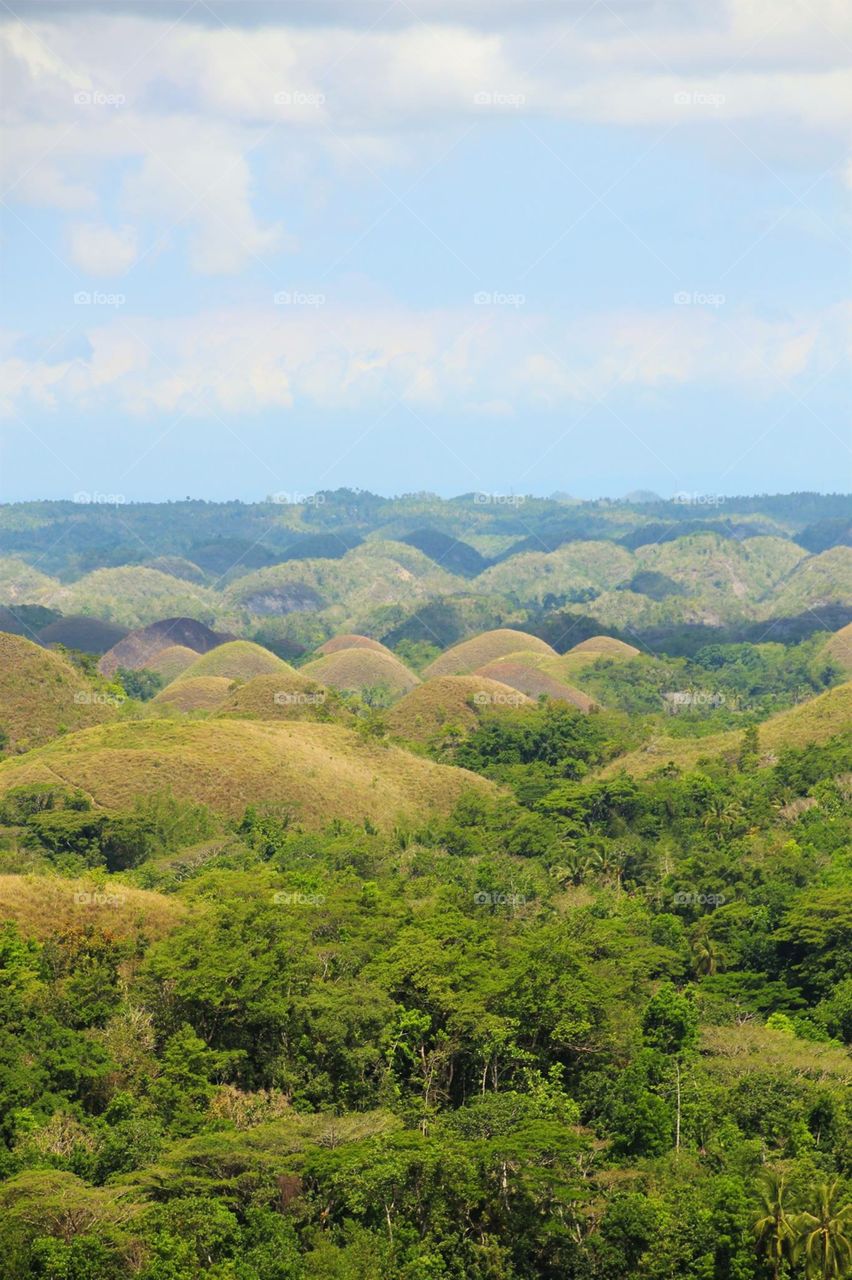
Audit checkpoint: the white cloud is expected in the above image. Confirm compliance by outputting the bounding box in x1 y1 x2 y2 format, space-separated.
69 221 137 274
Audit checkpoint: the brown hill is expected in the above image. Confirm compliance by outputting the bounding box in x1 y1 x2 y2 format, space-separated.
316 633 394 657
423 629 557 678
36 615 128 655
215 672 346 723
824 622 852 675
301 647 419 698
174 641 292 683
153 677 235 713
387 675 531 743
475 659 597 711
0 632 118 753
568 635 641 657
142 645 200 682
99 618 232 677
0 720 494 827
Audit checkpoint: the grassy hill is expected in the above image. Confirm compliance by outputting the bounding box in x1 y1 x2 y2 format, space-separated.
153 676 236 713
476 541 634 604
99 618 232 677
0 632 118 753
474 658 597 710
386 675 532 742
300 647 419 698
316 633 395 656
763 546 852 617
215 672 348 723
0 720 494 826
600 680 852 777
141 644 201 682
42 567 225 629
0 557 58 605
423 629 557 678
569 636 641 657
174 640 292 683
0 874 188 943
824 621 852 674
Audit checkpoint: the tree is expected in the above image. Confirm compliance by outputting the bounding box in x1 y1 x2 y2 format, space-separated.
752 1169 796 1280
793 1180 852 1280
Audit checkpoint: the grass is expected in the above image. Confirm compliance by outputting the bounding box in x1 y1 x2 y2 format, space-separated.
174 640 292 683
0 719 495 826
824 621 852 675
153 676 236 712
0 632 117 753
386 675 532 742
599 680 852 776
214 673 350 723
0 873 188 943
474 659 597 711
99 618 231 677
422 629 557 678
142 645 200 681
316 633 395 656
700 1021 851 1088
301 647 420 698
568 636 640 657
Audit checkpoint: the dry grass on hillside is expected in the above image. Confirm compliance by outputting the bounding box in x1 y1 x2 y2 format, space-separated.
142 645 200 682
387 675 531 742
700 1022 851 1087
600 681 852 777
0 720 494 827
301 647 419 698
568 635 640 657
422 629 556 678
475 659 597 711
175 640 292 683
215 673 348 723
0 874 188 943
316 634 394 657
0 632 117 753
825 621 852 675
153 676 235 712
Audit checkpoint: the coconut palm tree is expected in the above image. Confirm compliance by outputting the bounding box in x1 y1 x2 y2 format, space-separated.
753 1169 796 1280
793 1180 852 1280
690 920 724 977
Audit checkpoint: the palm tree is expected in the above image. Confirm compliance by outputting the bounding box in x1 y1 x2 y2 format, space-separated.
753 1169 796 1280
793 1180 852 1280
690 921 723 977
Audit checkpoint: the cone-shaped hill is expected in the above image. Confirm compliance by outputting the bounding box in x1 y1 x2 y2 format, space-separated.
422 629 557 678
215 672 348 723
387 675 532 742
99 618 232 676
0 632 118 752
142 645 200 682
300 647 419 698
174 640 292 683
474 659 597 711
316 633 395 657
153 677 235 713
0 719 495 827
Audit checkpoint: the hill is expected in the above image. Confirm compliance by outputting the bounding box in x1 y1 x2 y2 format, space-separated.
36 615 128 655
0 632 118 753
40 566 224 630
824 621 852 675
215 672 346 722
763 546 852 617
142 555 208 584
476 541 634 604
141 644 200 682
300 647 419 698
316 633 395 657
0 557 58 605
386 675 532 742
600 681 852 777
0 874 188 943
568 635 641 657
423 629 557 678
0 720 494 826
99 618 232 677
474 659 597 711
174 640 292 683
153 676 236 713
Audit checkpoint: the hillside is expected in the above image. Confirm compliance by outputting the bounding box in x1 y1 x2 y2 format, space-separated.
474 659 598 710
300 647 419 698
152 676 236 713
0 632 118 753
41 566 226 629
99 618 232 677
0 874 188 943
423 629 557 678
600 680 852 777
316 633 395 656
824 620 852 674
0 720 494 825
36 615 128 655
141 644 201 682
386 675 532 742
215 672 346 722
174 640 292 683
476 540 634 604
763 546 852 617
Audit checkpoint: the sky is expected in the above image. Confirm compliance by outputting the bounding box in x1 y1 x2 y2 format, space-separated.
0 0 850 502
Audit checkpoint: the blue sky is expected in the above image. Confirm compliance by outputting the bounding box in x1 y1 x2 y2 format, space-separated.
0 0 849 501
